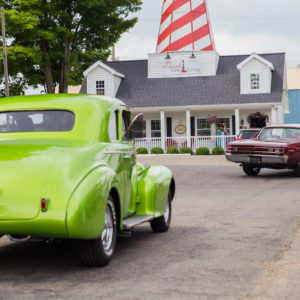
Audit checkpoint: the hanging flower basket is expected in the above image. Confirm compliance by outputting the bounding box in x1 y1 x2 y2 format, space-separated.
206 115 218 125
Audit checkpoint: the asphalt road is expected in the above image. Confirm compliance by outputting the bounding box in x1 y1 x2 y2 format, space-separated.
0 156 300 300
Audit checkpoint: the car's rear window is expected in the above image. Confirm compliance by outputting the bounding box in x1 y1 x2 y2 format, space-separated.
0 110 75 133
258 127 300 141
238 130 259 139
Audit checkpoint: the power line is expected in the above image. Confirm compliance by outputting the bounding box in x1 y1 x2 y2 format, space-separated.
139 15 300 22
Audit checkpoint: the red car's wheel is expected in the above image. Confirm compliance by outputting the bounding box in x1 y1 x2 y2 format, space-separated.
294 165 300 177
242 164 261 176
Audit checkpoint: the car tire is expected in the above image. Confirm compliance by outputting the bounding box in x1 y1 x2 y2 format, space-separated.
294 165 300 177
76 196 117 267
150 191 172 233
242 164 261 176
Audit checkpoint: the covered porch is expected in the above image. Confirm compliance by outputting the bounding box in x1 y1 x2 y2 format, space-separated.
132 103 283 152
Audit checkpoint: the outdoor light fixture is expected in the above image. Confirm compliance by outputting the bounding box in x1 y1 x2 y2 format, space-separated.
241 119 245 126
165 53 171 59
190 52 196 59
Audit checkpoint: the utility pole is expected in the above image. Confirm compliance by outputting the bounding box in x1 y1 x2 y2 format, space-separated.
1 7 9 97
112 45 116 61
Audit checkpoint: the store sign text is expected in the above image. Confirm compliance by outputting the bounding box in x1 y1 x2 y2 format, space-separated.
162 59 201 75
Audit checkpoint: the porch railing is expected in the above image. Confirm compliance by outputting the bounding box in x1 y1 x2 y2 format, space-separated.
135 135 236 153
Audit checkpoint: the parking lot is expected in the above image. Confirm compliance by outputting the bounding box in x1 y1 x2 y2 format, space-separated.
0 156 300 299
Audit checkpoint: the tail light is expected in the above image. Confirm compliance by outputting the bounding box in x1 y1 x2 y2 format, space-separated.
287 146 298 153
269 148 284 154
41 198 48 212
276 148 284 154
226 145 234 153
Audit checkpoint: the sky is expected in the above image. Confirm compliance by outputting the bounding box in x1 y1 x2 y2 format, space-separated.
115 0 300 67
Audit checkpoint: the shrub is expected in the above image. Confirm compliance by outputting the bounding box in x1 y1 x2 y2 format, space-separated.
136 147 148 155
151 147 164 154
196 147 210 155
166 147 179 154
212 146 225 155
180 147 193 155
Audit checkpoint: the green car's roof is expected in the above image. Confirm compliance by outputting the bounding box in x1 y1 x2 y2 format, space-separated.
0 94 127 111
0 94 128 142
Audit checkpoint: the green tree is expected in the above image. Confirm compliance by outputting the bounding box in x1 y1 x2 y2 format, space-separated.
0 76 27 96
0 0 142 94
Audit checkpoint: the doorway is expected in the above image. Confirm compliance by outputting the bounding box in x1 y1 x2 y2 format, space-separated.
248 112 268 128
167 117 172 137
250 117 266 128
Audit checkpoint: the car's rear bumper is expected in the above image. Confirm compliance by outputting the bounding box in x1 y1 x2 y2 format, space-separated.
0 219 68 239
225 153 289 165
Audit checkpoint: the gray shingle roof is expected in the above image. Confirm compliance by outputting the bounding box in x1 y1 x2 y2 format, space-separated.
82 53 285 108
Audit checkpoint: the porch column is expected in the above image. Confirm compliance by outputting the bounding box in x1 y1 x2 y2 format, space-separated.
235 108 240 136
271 106 277 125
160 111 165 152
146 119 151 138
186 110 191 147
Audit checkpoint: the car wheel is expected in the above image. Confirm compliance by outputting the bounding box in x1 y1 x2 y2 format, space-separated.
294 165 300 177
150 191 172 233
76 196 117 267
242 164 261 176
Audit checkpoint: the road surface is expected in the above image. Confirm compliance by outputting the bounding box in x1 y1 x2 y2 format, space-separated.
0 156 299 299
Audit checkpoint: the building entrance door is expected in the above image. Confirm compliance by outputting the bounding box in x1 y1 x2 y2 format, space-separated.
250 117 266 128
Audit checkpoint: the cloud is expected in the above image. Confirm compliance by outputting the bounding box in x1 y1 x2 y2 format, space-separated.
115 33 157 60
214 32 300 66
208 0 300 38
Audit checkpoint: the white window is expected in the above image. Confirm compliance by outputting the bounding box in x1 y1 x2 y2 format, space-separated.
96 80 105 95
197 119 211 136
109 110 118 141
151 120 161 138
250 74 260 90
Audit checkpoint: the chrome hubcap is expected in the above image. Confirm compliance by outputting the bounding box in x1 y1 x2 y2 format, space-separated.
102 206 114 253
164 200 170 223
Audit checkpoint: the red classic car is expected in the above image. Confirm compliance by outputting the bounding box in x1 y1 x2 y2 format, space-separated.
226 125 300 176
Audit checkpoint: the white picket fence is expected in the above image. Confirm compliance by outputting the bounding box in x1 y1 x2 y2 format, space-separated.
135 135 236 153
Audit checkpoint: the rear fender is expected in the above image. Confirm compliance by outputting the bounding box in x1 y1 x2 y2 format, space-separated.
66 166 120 239
137 165 175 217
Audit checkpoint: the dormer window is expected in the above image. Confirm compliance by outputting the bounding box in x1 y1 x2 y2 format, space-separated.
237 54 274 95
96 80 105 95
250 74 260 90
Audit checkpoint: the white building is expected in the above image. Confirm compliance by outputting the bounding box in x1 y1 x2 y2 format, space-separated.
80 0 289 152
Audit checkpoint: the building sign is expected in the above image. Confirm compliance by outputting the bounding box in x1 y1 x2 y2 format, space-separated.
162 59 201 76
175 124 186 134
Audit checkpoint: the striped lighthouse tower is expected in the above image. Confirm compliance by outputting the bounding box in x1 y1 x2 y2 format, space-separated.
156 0 215 53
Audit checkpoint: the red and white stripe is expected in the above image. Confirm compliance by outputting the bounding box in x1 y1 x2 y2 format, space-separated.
156 0 215 53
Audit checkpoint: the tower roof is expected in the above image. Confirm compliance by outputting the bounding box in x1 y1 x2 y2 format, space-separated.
156 0 215 53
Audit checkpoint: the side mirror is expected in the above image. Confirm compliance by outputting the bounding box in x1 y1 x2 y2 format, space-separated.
127 113 144 139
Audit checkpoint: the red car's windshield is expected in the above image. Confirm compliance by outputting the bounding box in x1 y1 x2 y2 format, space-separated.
258 127 300 142
0 110 75 133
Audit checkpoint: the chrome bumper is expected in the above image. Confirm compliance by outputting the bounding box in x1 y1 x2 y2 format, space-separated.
225 153 288 165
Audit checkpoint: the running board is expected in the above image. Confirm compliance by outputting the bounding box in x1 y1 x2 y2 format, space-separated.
123 214 155 230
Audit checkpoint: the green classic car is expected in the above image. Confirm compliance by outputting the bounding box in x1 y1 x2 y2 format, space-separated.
0 94 175 267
